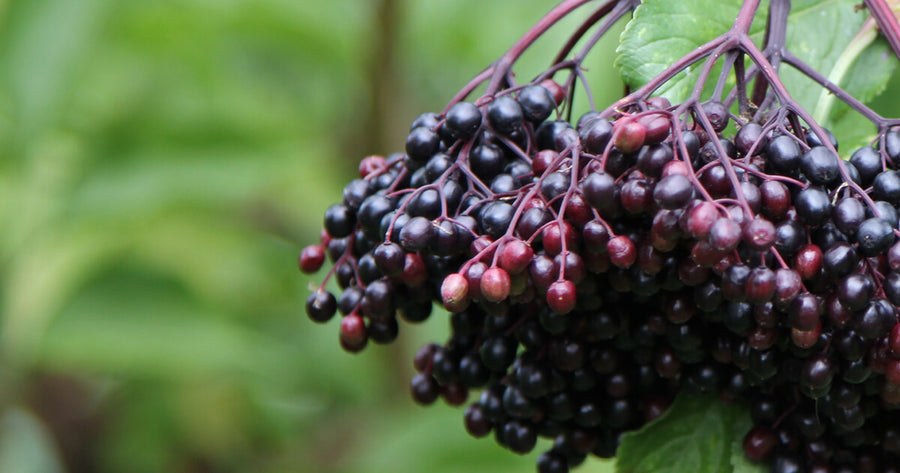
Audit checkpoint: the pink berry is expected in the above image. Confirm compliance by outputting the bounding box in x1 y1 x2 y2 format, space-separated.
441 273 470 312
480 267 511 302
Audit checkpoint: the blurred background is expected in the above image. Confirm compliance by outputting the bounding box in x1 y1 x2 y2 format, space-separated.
0 0 626 471
5 1 899 472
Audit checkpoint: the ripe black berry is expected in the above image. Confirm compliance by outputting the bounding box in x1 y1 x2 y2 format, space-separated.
518 85 555 123
445 102 482 139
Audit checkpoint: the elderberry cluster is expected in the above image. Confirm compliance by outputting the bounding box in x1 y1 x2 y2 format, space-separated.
299 69 900 471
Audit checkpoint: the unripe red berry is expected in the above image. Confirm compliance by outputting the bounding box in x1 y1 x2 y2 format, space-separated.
340 314 367 353
499 239 534 274
546 280 577 314
613 119 646 153
358 155 386 178
441 273 470 312
299 244 326 274
481 267 511 302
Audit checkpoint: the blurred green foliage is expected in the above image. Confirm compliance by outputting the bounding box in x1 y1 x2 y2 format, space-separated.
0 0 623 471
7 0 897 471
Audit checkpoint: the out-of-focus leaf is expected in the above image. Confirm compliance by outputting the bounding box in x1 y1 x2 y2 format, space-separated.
0 0 108 142
37 273 289 379
338 403 616 473
2 220 129 365
0 407 66 473
616 394 754 473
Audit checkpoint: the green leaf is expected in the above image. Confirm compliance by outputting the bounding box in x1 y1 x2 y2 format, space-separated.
615 394 759 473
825 36 897 151
615 0 765 102
615 0 892 144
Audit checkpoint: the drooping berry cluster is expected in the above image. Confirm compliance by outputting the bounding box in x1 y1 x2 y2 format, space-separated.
297 0 900 471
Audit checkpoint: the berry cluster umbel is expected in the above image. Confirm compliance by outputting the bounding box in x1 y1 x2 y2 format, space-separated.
297 0 900 471
302 78 900 470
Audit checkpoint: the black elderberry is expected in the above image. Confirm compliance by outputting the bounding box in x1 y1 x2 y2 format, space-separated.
636 143 674 177
306 290 337 323
368 317 399 344
774 220 806 256
380 211 409 243
856 299 894 340
837 273 874 311
342 178 372 211
399 216 435 252
800 146 840 186
399 298 432 322
535 120 572 151
698 138 736 163
406 126 441 162
445 102 482 139
358 195 394 235
410 373 440 405
884 272 900 306
766 135 802 172
463 404 492 438
681 129 701 159
795 187 832 227
408 188 442 219
425 153 453 182
806 127 838 149
502 385 537 420
833 197 865 236
701 100 729 132
856 217 895 256
517 85 555 123
356 253 382 285
537 451 569 473
410 167 428 188
579 117 613 154
541 171 570 201
479 201 515 239
822 243 858 278
490 174 516 194
801 354 835 393
749 349 778 380
871 200 899 227
487 95 524 135
850 146 881 186
410 112 439 131
470 143 506 180
885 129 900 160
873 170 900 205
479 336 518 372
653 173 693 209
323 203 356 239
772 453 802 473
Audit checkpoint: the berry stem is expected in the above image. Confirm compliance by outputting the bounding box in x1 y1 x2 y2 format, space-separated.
751 0 790 105
485 0 599 95
552 0 633 66
781 51 891 127
732 0 763 35
606 37 726 112
864 0 900 63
